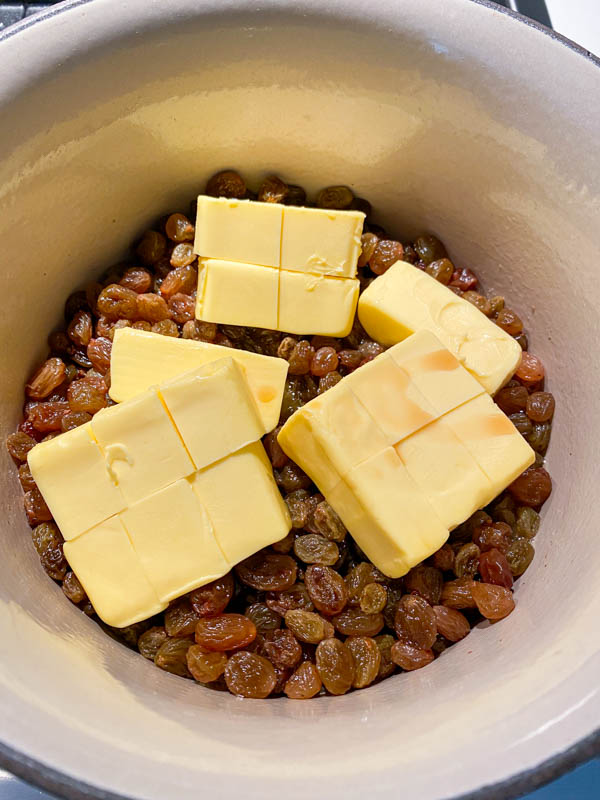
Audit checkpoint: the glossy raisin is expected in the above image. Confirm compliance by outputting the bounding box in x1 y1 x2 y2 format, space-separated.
284 610 334 644
359 582 387 614
187 647 228 683
235 553 297 591
374 634 396 680
245 603 281 634
404 565 443 605
425 258 454 284
516 352 545 385
432 606 470 641
312 501 346 541
284 661 322 699
160 264 197 299
316 638 354 695
294 534 339 566
495 384 528 415
304 564 348 615
526 392 555 423
120 267 153 294
67 379 107 413
471 583 515 620
165 212 194 242
258 175 288 203
62 571 87 604
137 230 166 265
26 358 66 400
264 629 302 669
6 431 36 463
431 543 455 571
165 601 201 638
508 467 552 507
29 401 69 432
394 595 436 648
276 463 312 493
97 284 138 320
316 185 354 210
24 487 52 526
346 562 387 605
206 170 246 199
18 463 37 492
138 626 168 660
440 578 477 609
454 543 481 578
265 583 314 616
479 548 514 588
154 638 193 677
506 539 535 576
333 607 384 637
263 427 289 469
473 521 512 554
195 614 256 652
346 636 381 688
390 640 434 671
514 507 540 539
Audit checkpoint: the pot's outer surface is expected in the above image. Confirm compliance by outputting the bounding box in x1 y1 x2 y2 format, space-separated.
0 1 599 799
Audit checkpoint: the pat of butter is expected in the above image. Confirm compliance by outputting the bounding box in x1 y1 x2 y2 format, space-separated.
91 388 195 505
196 257 359 337
63 516 165 628
27 423 126 541
194 196 282 268
190 441 291 566
278 330 534 577
109 327 287 433
358 261 522 394
29 357 291 627
121 479 229 604
278 270 359 336
280 205 364 278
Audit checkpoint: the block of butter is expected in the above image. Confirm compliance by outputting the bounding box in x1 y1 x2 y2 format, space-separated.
358 260 522 394
29 357 291 627
278 331 534 577
109 327 288 433
193 195 363 335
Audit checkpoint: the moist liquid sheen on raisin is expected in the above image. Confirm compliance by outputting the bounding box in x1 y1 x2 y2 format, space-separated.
6 169 554 699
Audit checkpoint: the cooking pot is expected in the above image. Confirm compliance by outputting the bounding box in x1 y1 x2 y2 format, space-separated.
0 1 598 798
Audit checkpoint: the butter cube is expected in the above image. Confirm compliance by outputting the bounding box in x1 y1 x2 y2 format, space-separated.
91 388 194 505
278 271 359 336
27 424 126 541
109 328 287 433
442 393 535 491
328 449 448 578
197 258 279 330
63 516 165 628
194 196 282 267
280 206 364 277
159 358 264 471
395 418 494 529
358 261 522 394
190 442 291 565
121 480 229 603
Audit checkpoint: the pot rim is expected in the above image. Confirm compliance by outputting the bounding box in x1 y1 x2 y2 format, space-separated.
0 0 598 798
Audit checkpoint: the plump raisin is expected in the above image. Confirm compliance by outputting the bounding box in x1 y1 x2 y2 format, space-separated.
284 490 310 529
284 610 334 644
316 638 354 695
338 349 363 372
160 264 197 299
85 338 111 374
61 411 92 433
265 583 314 616
263 428 289 469
506 539 535 576
432 606 470 641
137 230 166 265
346 562 386 605
294 534 339 566
154 638 193 677
187 647 228 683
165 212 194 242
136 292 170 322
288 340 315 375
195 614 256 651
514 507 540 539
495 384 528 415
312 501 346 541
431 543 455 571
182 320 217 341
151 319 179 337
346 636 381 688
319 372 342 393
18 463 37 492
29 401 69 433
138 626 168 660
6 431 36 463
310 346 339 377
284 661 322 699
333 607 384 637
449 266 478 291
496 308 523 335
276 463 312 492
394 595 437 648
245 603 281 634
316 185 354 210
62 571 87 604
390 640 434 671
374 634 396 680
473 521 512 553
67 379 107 413
479 548 514 588
463 291 492 316
526 422 551 454
454 543 481 578
26 358 66 400
508 467 552 506
277 336 297 360
404 565 443 604
516 352 545 385
165 601 201 637
489 496 516 526
189 573 234 617
97 284 138 320
264 629 302 669
305 564 348 615
24 487 52 526
425 258 454 284
224 651 276 698
120 267 153 294
509 411 533 436
441 578 477 609
168 292 195 323
258 175 288 203
414 234 447 264
170 243 196 268
526 391 554 422
32 521 62 554
206 170 246 199
471 583 515 620
359 582 387 614
235 553 297 591
285 184 307 206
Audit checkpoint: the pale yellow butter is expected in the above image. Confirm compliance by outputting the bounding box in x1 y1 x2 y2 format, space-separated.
280 205 364 277
91 388 194 505
194 196 282 267
277 271 359 336
190 442 291 565
358 261 522 394
27 423 126 541
109 327 287 433
63 516 165 628
197 258 279 330
159 358 264 471
121 479 229 604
